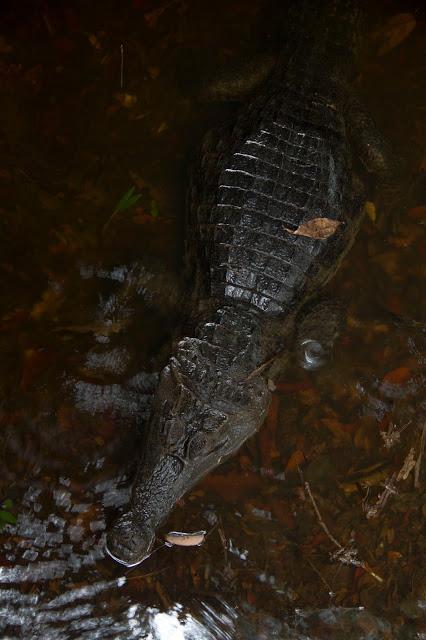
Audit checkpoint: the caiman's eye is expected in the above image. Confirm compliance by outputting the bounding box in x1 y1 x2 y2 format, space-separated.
186 432 208 460
299 338 326 371
202 412 227 432
186 431 230 461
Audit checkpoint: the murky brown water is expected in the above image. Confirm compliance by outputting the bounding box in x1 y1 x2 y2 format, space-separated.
0 1 425 638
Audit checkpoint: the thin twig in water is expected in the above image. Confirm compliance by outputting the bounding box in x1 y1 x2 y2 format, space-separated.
125 567 168 582
124 542 167 576
304 482 341 549
381 420 411 450
306 556 334 596
156 580 171 609
304 481 383 583
120 43 124 89
245 352 283 382
366 447 417 519
364 476 397 519
414 421 426 488
397 447 416 482
217 516 228 564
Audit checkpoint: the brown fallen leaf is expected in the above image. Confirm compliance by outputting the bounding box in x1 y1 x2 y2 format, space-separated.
408 205 426 221
30 284 64 320
321 418 354 442
372 13 416 56
115 92 138 108
382 366 412 385
340 466 391 493
283 217 342 240
364 201 376 222
285 449 306 472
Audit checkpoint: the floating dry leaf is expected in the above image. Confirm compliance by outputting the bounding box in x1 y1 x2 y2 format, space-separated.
364 200 376 222
284 217 342 240
0 37 12 54
373 13 416 56
164 530 206 547
115 92 138 108
383 366 411 385
30 285 64 320
88 33 102 50
285 449 306 472
396 447 416 482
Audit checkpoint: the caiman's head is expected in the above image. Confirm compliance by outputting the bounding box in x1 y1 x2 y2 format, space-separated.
106 335 270 566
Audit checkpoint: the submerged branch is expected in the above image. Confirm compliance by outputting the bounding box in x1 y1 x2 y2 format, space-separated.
304 481 383 583
414 421 426 488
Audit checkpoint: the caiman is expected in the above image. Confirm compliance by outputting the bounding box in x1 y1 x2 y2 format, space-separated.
106 0 398 566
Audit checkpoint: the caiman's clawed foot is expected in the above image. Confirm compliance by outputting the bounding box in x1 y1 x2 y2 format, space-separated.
375 168 426 234
106 511 155 567
373 182 407 235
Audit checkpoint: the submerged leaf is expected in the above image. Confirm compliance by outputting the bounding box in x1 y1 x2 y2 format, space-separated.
150 198 160 218
0 36 12 53
30 286 64 320
284 217 342 240
373 13 416 56
115 92 138 108
408 205 426 221
364 201 376 222
0 500 17 529
382 366 411 385
115 186 142 214
285 449 306 472
0 510 17 525
104 186 143 233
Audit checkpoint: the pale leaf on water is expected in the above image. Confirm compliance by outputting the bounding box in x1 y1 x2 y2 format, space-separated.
283 217 342 240
164 530 206 547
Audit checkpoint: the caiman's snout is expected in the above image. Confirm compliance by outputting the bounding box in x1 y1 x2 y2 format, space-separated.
105 336 271 567
106 511 155 567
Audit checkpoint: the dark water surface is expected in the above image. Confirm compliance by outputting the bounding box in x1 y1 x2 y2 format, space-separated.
0 1 425 638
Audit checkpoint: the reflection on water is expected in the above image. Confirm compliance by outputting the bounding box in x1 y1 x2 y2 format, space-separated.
0 0 425 638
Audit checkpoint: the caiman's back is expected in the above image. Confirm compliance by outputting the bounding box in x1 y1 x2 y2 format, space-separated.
192 0 363 316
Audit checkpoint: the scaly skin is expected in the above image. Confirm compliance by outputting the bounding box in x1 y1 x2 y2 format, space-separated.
107 0 369 566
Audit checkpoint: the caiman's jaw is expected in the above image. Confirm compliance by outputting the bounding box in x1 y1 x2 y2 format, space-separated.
107 344 270 567
106 511 155 567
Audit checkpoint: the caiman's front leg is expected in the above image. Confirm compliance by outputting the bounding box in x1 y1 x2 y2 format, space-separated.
344 94 407 231
115 260 185 317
